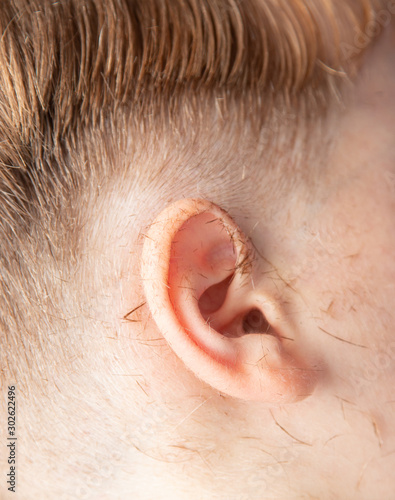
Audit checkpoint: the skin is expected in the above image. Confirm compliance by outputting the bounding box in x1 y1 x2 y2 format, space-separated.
3 19 394 500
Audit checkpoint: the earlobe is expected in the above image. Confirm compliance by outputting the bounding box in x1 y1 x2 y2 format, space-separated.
141 199 318 403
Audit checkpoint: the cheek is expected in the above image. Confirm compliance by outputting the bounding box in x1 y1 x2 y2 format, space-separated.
307 169 395 336
307 237 395 346
287 185 395 394
299 190 395 413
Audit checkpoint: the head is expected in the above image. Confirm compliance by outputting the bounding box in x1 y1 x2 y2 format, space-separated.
1 0 395 498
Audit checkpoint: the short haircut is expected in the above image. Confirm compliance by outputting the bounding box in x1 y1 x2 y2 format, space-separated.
0 0 388 386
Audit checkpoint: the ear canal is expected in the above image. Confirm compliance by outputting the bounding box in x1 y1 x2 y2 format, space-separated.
141 199 318 403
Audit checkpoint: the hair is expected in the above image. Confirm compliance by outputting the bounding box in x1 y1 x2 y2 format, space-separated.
0 0 389 388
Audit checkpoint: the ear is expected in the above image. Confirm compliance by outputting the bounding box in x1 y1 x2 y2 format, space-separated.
141 199 318 403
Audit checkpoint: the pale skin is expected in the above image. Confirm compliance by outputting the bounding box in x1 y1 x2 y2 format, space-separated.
4 19 395 500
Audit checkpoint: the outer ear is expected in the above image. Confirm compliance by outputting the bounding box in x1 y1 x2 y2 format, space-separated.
141 199 317 403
